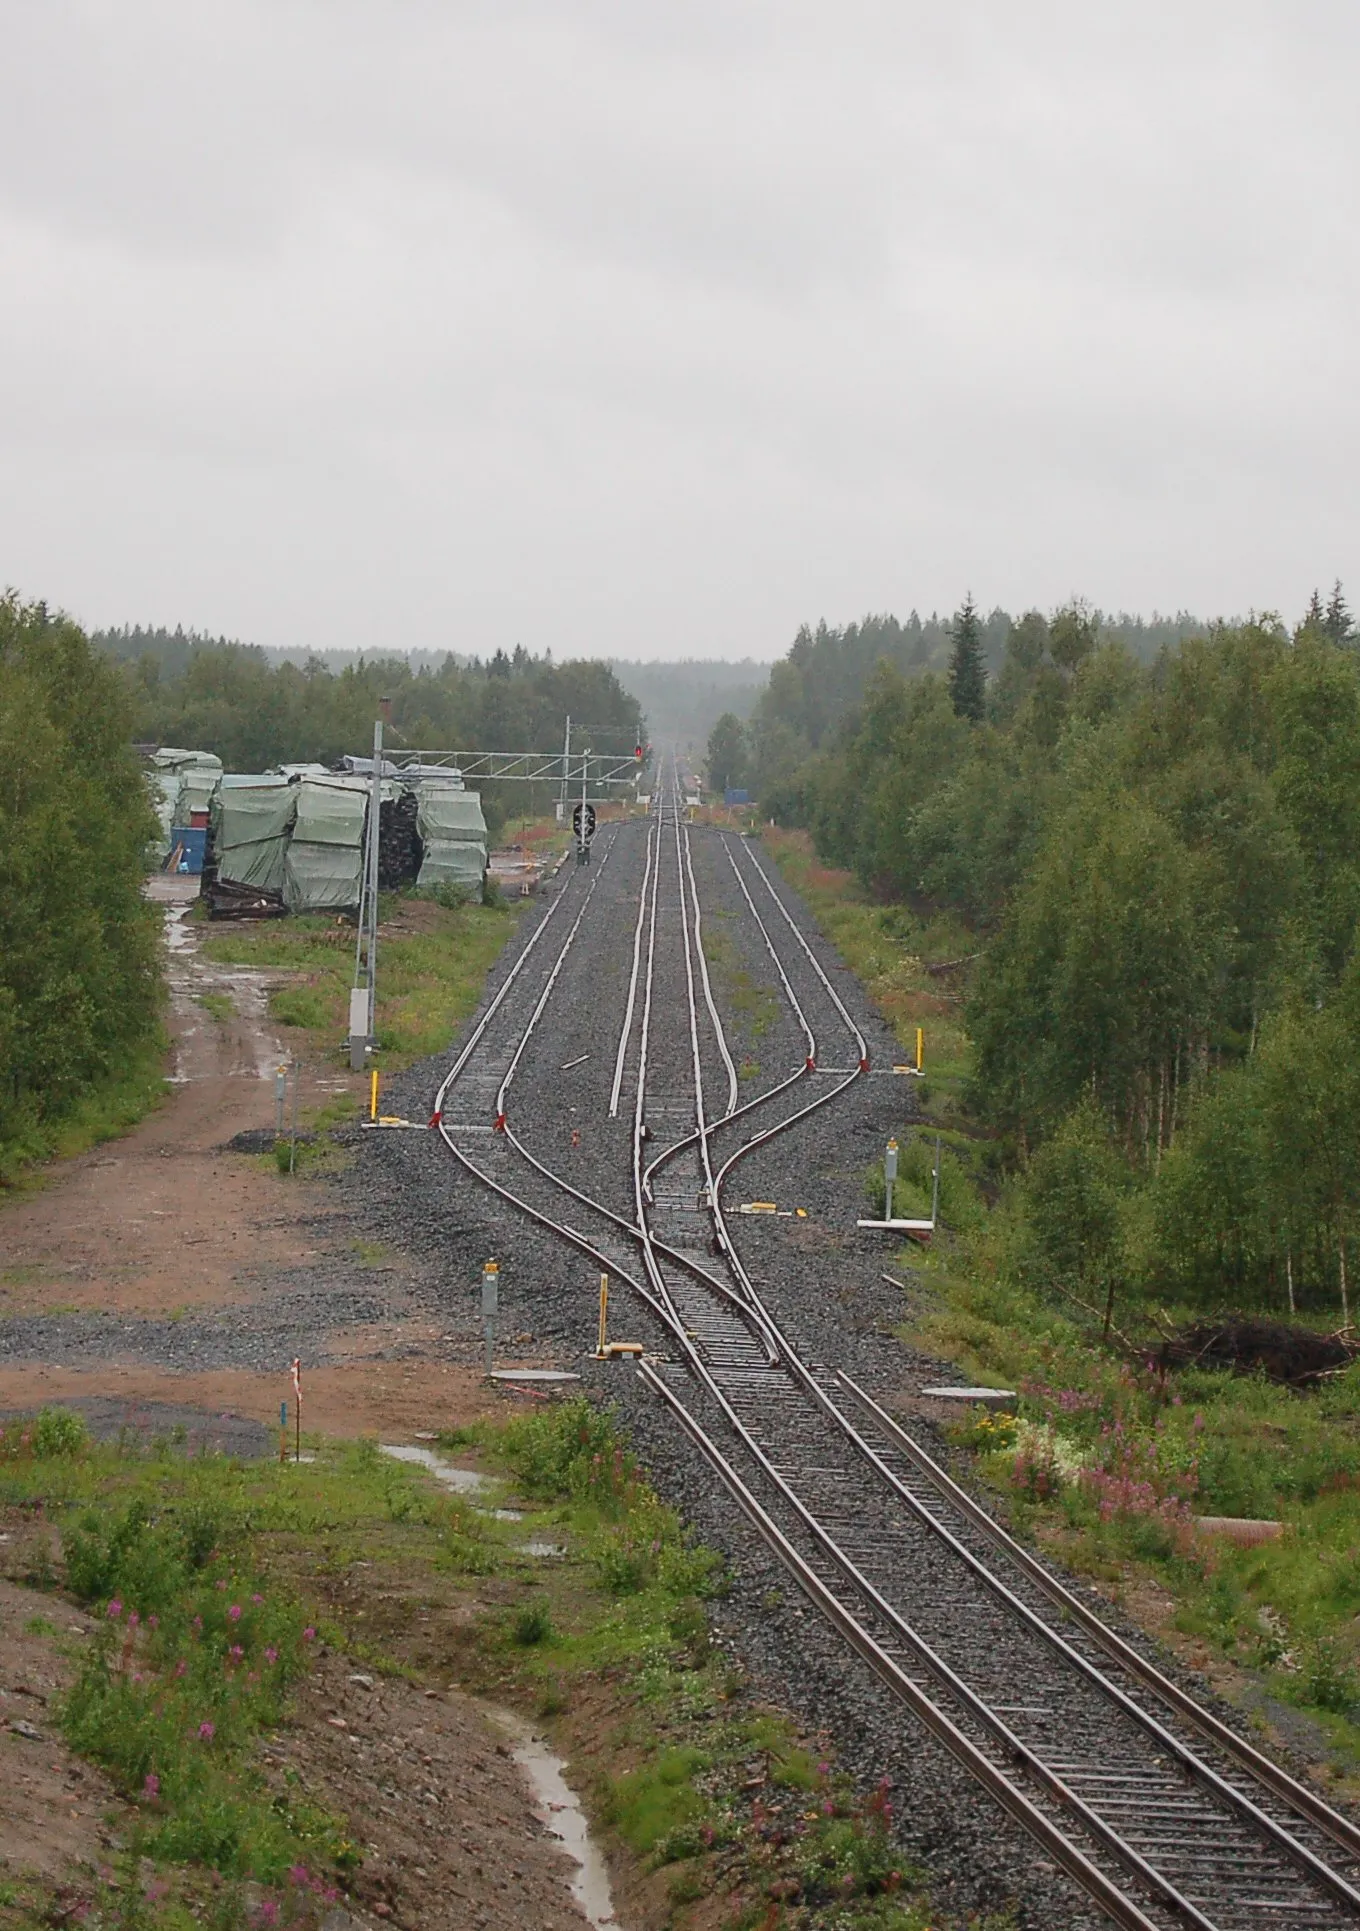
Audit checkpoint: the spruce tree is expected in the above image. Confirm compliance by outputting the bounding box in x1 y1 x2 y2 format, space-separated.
948 593 986 722
1325 580 1354 646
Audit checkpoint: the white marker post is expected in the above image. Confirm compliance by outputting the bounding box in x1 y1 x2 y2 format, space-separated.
857 1132 937 1241
482 1260 499 1376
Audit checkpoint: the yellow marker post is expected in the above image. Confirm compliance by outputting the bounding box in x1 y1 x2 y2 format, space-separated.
916 1027 924 1073
596 1274 609 1357
370 1068 380 1121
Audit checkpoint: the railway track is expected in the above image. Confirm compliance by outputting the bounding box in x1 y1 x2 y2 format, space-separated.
428 763 1360 1929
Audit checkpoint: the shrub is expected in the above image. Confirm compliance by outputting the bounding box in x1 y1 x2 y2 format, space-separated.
511 1600 553 1646
502 1399 636 1513
32 1407 88 1458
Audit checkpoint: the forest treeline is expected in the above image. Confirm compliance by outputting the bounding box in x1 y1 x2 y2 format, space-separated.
107 632 644 835
0 595 161 1176
713 588 1360 1325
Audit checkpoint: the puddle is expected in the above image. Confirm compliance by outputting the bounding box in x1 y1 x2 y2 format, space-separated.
380 1443 492 1494
380 1445 526 1518
483 1704 616 1928
164 904 197 953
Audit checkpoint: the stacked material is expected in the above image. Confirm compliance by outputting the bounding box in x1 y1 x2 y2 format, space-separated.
145 748 222 863
378 787 421 890
205 776 296 916
283 775 370 913
415 781 487 888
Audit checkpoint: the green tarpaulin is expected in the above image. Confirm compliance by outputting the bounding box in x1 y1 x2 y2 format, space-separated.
212 780 296 893
144 749 222 863
416 784 487 888
283 777 370 912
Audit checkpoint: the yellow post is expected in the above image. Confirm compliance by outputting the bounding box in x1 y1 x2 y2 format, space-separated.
597 1274 609 1357
916 1026 924 1073
370 1068 380 1121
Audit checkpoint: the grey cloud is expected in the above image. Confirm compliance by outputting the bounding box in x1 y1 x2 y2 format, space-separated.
1 0 1358 658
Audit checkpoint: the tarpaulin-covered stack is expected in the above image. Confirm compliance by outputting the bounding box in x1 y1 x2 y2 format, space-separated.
283 775 370 913
204 776 295 916
146 748 222 868
415 782 488 889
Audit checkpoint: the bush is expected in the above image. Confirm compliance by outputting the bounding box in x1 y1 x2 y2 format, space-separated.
59 1497 318 1879
502 1398 636 1513
511 1600 553 1645
32 1407 88 1458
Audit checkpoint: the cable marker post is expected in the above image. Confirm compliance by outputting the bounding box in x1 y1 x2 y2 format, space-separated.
370 1068 379 1121
916 1027 924 1073
596 1273 609 1357
279 1400 287 1465
290 1357 302 1462
482 1260 499 1376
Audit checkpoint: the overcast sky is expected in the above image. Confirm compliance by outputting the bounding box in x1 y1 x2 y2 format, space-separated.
2 2 1356 662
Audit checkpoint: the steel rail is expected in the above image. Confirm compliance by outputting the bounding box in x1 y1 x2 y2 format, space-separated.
637 831 816 1197
681 816 740 1119
732 830 868 1067
608 805 658 1119
680 856 1360 1909
426 771 1360 1928
646 784 1360 1921
492 836 619 1117
684 822 1360 1878
835 1370 1360 1866
640 1360 1165 1931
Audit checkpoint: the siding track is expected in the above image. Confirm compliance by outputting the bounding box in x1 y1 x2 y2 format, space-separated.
427 762 1360 1929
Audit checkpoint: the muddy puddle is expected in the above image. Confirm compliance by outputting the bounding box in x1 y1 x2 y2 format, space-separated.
380 1443 524 1519
380 1446 616 1923
483 1703 617 1929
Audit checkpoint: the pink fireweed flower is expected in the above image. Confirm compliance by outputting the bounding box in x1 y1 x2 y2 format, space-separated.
228 1645 244 1662
198 1721 215 1741
106 1600 122 1620
142 1773 160 1800
264 1646 278 1665
302 1626 315 1642
174 1660 188 1678
147 1614 158 1629
227 1604 242 1621
287 1866 310 1888
251 1593 264 1605
128 1610 140 1628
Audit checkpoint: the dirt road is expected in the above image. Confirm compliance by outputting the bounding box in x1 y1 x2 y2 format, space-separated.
0 877 514 1439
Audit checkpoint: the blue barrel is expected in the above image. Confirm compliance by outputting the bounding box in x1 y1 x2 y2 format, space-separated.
168 827 207 874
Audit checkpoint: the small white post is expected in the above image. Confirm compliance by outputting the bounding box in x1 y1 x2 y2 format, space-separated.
884 1139 898 1224
482 1259 499 1375
931 1136 941 1228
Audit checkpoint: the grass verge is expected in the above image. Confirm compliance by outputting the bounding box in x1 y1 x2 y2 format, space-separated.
0 1400 958 1931
0 1038 169 1194
198 894 520 1074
